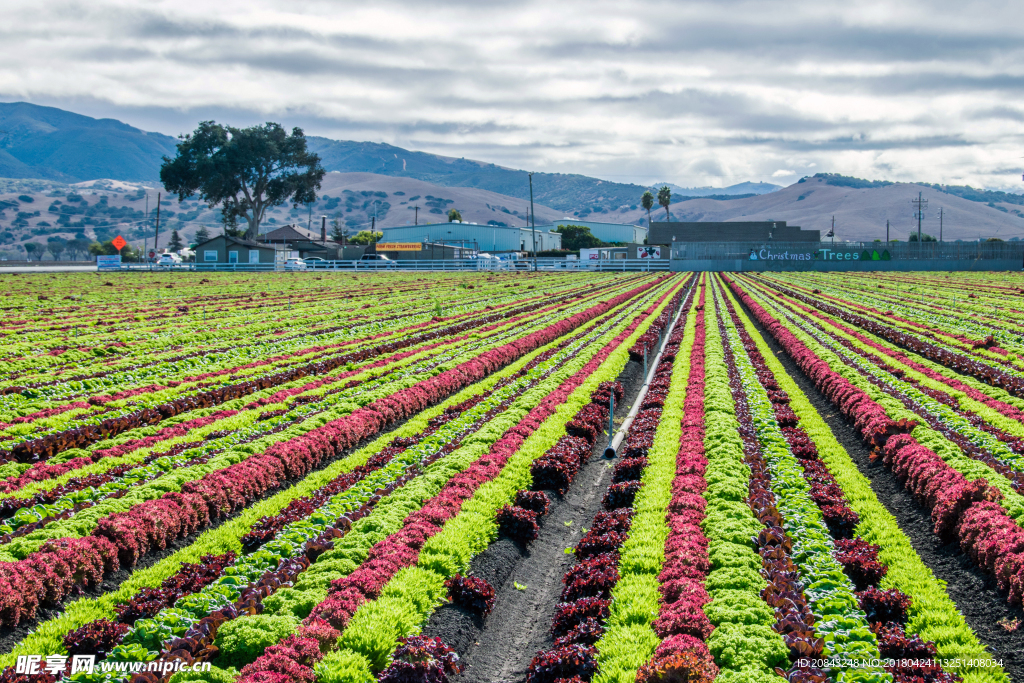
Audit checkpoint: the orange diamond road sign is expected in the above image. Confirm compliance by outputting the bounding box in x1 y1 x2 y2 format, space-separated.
112 235 127 251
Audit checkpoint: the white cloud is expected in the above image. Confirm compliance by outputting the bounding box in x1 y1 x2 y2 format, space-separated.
772 169 797 177
1 0 1023 189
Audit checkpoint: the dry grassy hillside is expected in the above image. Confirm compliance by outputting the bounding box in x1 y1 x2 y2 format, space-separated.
0 173 565 258
615 176 1024 242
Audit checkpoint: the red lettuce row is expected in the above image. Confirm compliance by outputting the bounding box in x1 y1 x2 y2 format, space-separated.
757 279 1024 399
628 290 684 363
722 279 969 682
6 281 631 464
0 410 238 496
639 283 718 682
771 289 1024 424
495 490 552 542
236 280 679 683
445 574 497 617
0 280 663 628
379 636 464 683
530 382 622 494
527 315 685 682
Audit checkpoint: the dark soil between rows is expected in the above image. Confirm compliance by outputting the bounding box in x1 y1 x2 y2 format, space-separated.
422 359 646 683
743 304 1024 680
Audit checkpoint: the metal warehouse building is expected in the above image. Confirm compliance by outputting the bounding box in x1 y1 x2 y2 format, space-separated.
380 223 562 252
531 221 647 245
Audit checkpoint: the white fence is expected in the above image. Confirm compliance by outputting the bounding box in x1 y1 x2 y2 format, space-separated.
118 259 671 273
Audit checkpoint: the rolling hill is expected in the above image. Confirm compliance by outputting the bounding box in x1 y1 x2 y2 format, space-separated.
627 175 1024 242
305 137 647 213
0 102 178 182
0 172 569 256
2 102 1024 250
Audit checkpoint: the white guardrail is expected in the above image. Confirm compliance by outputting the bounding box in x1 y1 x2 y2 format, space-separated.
118 259 671 273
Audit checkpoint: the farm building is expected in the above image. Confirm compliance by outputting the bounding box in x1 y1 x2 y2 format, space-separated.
381 223 561 252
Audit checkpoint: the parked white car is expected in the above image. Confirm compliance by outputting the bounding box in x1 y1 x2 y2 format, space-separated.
156 253 182 266
284 257 307 271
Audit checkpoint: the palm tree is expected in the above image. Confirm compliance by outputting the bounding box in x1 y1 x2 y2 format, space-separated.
641 190 654 226
657 186 672 221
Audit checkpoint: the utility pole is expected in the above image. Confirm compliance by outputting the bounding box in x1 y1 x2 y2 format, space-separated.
939 207 944 242
912 191 928 251
529 172 537 272
886 219 889 243
154 192 161 253
371 216 376 252
414 206 419 226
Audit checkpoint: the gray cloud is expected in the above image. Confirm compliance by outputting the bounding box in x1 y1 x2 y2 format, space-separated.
1 0 1023 189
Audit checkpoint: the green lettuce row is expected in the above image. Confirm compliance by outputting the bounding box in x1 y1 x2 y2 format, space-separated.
741 276 1024 421
691 292 789 683
723 281 1009 683
755 290 1024 475
0 294 578 501
740 279 1024 526
716 282 891 683
591 288 699 683
2 279 612 447
101 291 650 671
0 289 638 670
0 277 546 399
0 290 646 560
0 299 562 521
304 279 686 682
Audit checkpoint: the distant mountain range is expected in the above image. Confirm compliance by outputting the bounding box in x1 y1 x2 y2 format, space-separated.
3 101 1024 234
0 102 785 215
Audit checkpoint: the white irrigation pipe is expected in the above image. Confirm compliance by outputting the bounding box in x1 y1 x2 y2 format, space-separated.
604 284 691 458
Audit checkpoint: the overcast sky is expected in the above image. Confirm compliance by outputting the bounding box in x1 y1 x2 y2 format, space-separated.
2 0 1023 189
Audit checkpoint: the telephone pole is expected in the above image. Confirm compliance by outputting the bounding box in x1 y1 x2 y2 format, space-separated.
939 207 944 242
886 219 889 243
414 206 419 226
912 191 928 250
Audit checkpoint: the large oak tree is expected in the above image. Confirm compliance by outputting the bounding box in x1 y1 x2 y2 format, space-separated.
160 121 325 240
